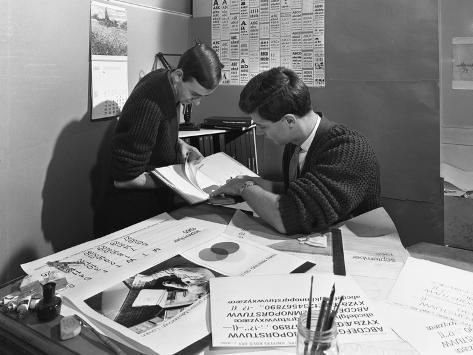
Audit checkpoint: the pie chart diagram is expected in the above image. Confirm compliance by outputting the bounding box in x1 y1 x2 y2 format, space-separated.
199 241 241 261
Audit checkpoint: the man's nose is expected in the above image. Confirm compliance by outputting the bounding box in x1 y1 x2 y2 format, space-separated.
192 98 201 106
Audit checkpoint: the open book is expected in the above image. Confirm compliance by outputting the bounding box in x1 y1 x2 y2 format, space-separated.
152 152 259 204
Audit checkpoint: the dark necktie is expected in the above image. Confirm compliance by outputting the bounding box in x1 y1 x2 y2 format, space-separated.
288 146 301 182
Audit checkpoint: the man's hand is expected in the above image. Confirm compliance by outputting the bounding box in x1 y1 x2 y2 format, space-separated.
178 139 204 164
210 175 253 196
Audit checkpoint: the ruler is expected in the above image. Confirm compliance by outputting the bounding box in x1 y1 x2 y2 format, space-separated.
331 228 346 276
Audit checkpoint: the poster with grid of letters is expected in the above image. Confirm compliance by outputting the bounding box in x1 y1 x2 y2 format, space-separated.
211 0 325 87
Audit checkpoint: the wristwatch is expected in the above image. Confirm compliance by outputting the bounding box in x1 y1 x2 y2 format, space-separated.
239 180 256 195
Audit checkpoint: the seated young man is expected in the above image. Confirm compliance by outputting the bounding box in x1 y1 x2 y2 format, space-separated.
211 67 380 235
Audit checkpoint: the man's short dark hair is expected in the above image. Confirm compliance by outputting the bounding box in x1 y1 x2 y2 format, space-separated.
239 67 312 122
178 43 224 90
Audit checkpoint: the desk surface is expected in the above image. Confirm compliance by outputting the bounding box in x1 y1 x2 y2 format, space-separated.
1 206 473 355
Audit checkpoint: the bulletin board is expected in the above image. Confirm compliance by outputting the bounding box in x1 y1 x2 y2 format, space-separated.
211 0 325 86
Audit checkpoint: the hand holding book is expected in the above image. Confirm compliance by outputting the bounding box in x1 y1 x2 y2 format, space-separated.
152 152 259 205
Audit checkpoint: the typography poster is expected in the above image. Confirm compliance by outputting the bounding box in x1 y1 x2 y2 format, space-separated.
211 0 325 87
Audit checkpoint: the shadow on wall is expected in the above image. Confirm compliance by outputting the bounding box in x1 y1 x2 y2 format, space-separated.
41 113 116 253
0 247 39 285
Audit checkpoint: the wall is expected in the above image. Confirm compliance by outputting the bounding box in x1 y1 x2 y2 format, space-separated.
0 0 191 284
191 0 443 246
440 0 473 172
439 0 473 249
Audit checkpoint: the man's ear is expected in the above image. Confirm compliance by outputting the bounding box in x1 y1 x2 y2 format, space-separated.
283 114 296 128
173 68 184 83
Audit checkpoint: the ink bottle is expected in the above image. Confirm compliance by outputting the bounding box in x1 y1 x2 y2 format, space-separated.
36 282 62 321
296 311 339 355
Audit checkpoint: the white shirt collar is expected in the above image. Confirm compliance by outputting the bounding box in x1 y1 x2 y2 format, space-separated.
300 114 321 153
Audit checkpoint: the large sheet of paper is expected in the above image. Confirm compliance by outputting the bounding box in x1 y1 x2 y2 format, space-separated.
225 208 408 280
62 231 311 355
381 302 473 355
21 214 227 293
210 273 396 348
389 257 473 327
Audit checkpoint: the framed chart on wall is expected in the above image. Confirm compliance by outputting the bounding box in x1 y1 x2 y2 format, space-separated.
211 0 325 87
90 0 128 120
452 37 473 90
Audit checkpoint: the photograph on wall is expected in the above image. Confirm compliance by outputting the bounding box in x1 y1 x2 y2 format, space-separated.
90 1 128 119
84 255 223 334
452 37 473 90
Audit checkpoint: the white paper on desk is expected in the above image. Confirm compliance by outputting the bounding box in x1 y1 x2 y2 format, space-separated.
226 210 332 274
63 230 312 355
341 223 408 281
210 273 397 348
380 302 473 355
21 214 227 290
226 208 408 279
389 257 473 327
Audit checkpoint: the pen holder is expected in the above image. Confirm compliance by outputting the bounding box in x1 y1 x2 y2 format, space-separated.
296 311 339 355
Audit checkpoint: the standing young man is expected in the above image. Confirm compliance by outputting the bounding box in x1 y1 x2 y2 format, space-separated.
102 43 223 234
212 67 380 235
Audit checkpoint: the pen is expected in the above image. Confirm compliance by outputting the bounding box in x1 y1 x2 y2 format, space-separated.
328 295 344 328
324 284 336 330
74 314 126 355
303 275 314 355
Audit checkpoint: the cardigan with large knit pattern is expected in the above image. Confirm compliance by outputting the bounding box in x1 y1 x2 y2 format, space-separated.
279 116 380 234
111 69 179 182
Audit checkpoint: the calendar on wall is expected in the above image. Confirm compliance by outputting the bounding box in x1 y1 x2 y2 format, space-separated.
90 1 128 120
211 0 325 87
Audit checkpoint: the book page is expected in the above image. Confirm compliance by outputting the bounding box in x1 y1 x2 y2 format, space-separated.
196 152 259 193
153 164 209 204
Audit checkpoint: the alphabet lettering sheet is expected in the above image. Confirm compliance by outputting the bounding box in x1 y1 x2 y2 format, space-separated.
210 273 396 347
211 0 325 86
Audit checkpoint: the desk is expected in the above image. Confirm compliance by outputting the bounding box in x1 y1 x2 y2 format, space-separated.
1 205 473 355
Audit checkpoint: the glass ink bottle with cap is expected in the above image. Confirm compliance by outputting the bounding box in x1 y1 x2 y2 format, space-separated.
37 282 62 321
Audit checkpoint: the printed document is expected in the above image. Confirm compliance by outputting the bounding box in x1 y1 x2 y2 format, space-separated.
381 302 473 355
210 273 396 348
59 230 311 355
21 214 226 291
389 257 473 327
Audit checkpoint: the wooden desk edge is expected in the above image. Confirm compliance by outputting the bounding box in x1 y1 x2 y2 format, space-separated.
0 311 79 355
407 242 473 272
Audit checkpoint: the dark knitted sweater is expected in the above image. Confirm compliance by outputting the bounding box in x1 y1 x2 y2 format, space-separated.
111 69 179 181
279 116 380 234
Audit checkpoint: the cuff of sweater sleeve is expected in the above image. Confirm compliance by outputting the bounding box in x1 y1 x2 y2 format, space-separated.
278 194 303 235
